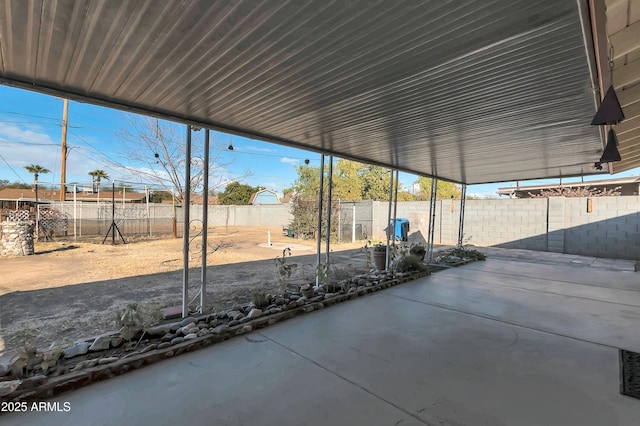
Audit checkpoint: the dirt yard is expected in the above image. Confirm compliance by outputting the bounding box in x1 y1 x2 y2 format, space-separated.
0 226 369 360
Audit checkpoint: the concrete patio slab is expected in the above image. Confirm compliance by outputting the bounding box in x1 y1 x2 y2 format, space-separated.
2 253 639 425
389 264 640 353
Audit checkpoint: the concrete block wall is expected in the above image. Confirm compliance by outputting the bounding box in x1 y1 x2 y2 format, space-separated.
437 199 549 250
563 196 640 259
546 197 565 253
199 204 293 228
338 201 374 241
48 197 638 260
368 196 639 260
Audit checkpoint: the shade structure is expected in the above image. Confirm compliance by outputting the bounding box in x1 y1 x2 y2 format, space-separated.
0 0 631 184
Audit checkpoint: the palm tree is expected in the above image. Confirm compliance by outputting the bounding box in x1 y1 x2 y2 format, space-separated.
88 170 109 194
24 164 50 203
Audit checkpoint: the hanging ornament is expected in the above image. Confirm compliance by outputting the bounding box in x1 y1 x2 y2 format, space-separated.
591 85 625 125
599 128 621 163
593 45 623 165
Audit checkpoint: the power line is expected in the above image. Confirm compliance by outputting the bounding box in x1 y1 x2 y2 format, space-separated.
0 110 61 122
0 140 60 147
0 151 27 183
0 120 61 126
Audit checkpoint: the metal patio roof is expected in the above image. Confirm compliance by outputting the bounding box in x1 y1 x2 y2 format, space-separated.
0 0 631 185
604 0 640 173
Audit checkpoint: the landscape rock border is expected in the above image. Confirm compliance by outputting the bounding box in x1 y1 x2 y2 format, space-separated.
1 270 431 403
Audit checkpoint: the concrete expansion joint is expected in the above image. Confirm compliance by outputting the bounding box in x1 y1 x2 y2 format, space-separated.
258 331 436 426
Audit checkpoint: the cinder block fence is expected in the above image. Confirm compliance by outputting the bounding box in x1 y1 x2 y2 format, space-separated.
366 196 639 261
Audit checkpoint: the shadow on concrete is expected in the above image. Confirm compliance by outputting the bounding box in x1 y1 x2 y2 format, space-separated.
491 212 638 261
0 247 369 359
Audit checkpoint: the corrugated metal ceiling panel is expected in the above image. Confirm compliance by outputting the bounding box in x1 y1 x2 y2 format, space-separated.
0 0 612 184
606 0 640 173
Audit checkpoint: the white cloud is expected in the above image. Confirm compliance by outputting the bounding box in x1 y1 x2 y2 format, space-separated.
260 182 280 193
0 123 60 183
0 122 54 145
244 145 273 153
280 157 299 165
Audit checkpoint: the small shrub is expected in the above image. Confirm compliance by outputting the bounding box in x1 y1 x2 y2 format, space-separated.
252 291 269 308
448 247 486 261
274 248 297 294
115 302 162 346
396 255 428 273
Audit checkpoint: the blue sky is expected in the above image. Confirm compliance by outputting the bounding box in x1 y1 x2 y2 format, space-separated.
0 85 637 197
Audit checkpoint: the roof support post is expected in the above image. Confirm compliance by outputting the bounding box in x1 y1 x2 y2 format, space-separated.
392 170 399 240
427 178 438 263
315 154 325 287
457 184 467 248
385 169 394 270
325 156 333 266
182 125 192 318
200 129 210 314
390 170 400 268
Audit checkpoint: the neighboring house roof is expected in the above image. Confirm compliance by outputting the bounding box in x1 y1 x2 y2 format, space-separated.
280 192 292 203
0 187 56 201
190 194 219 205
497 176 640 198
74 191 147 202
0 188 147 202
249 189 280 204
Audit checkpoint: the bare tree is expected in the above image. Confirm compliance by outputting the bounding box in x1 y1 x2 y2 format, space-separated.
116 115 243 203
528 186 622 198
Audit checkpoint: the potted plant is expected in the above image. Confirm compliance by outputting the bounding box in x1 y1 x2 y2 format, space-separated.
372 242 387 270
409 244 427 261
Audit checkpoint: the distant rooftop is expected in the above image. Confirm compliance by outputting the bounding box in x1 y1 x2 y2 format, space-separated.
497 176 640 198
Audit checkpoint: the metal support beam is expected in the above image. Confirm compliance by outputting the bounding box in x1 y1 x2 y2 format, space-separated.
385 169 394 270
200 129 210 314
457 184 467 248
392 169 399 241
315 154 325 287
73 184 77 241
59 99 68 202
427 178 438 263
325 156 333 264
182 125 192 318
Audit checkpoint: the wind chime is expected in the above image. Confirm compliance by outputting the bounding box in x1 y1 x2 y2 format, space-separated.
592 46 625 170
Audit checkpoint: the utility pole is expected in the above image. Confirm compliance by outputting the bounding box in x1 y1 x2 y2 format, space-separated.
60 98 69 202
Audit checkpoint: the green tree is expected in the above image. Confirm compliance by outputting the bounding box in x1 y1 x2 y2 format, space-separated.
396 191 416 201
359 165 391 200
24 164 51 202
291 164 322 199
0 180 29 189
289 159 395 240
88 169 109 193
218 182 258 205
149 190 174 203
415 176 461 200
291 159 393 202
332 159 363 200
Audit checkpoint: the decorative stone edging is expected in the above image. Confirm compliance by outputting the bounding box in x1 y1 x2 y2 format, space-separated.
0 270 429 403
